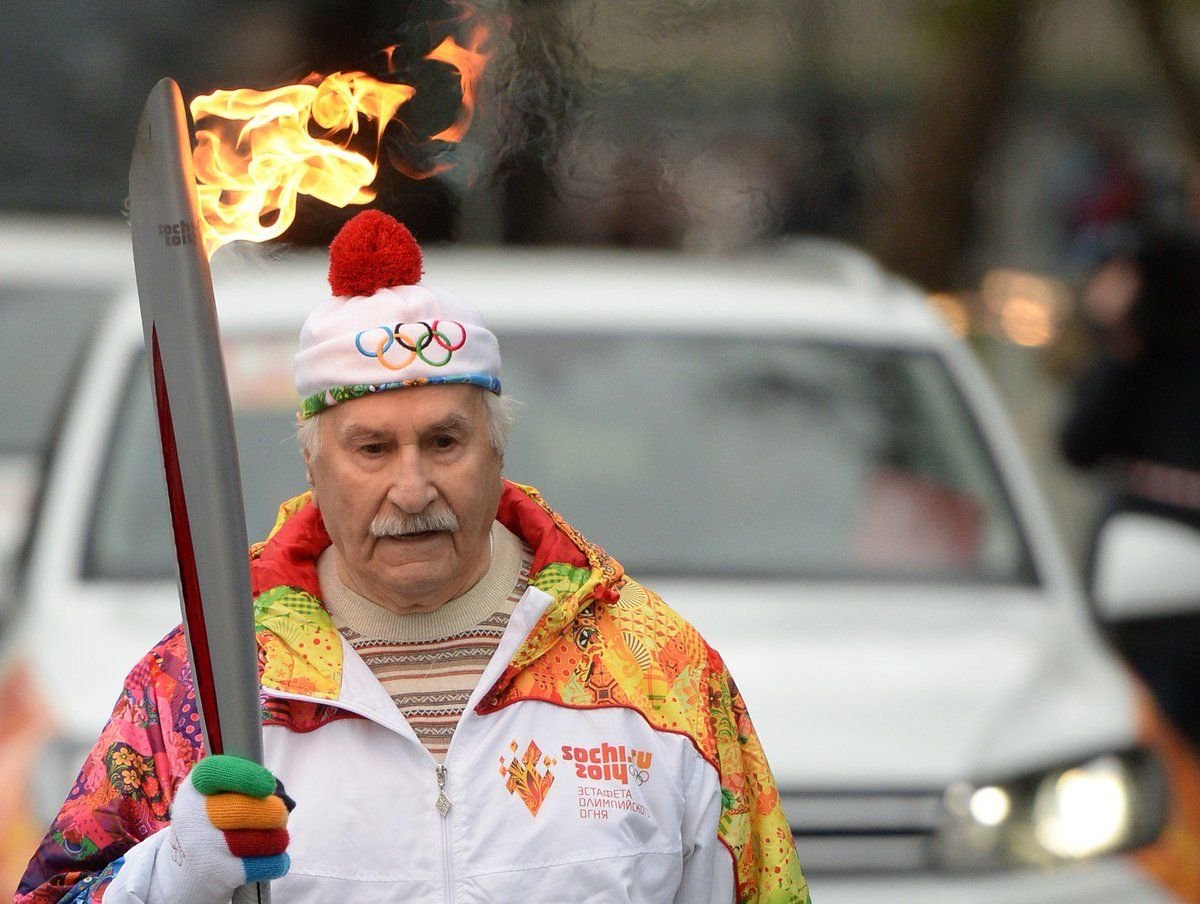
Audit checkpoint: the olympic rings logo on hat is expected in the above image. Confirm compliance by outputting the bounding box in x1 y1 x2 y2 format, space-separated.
354 320 468 371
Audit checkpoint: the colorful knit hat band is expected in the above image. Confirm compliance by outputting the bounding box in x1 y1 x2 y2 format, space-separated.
299 374 503 420
293 211 502 419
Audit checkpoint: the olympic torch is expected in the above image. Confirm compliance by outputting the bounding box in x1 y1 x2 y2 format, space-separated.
128 78 269 904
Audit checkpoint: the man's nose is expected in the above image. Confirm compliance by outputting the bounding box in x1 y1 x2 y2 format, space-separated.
386 451 437 513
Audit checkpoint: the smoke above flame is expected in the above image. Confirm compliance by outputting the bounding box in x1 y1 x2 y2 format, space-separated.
190 18 493 257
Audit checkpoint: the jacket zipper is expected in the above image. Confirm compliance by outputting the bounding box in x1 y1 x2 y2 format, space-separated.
437 762 454 903
262 587 556 902
268 688 461 900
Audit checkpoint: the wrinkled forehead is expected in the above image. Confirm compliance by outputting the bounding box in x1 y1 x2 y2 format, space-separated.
320 382 487 438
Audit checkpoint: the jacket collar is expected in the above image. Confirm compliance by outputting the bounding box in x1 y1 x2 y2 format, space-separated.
249 481 624 702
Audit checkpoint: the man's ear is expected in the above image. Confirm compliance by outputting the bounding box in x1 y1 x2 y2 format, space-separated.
301 450 318 507
306 468 320 509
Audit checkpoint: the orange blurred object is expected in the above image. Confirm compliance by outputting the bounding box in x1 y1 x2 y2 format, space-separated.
1133 684 1200 902
0 660 55 900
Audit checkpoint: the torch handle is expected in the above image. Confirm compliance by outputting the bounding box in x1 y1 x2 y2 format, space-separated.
232 884 268 904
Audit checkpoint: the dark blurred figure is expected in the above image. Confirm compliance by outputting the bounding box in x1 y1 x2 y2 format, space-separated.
1061 229 1200 747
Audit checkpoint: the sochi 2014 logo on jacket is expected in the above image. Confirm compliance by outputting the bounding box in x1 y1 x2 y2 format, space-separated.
501 738 655 820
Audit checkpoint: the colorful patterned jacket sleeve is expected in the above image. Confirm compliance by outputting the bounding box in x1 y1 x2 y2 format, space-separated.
706 648 810 904
15 628 204 904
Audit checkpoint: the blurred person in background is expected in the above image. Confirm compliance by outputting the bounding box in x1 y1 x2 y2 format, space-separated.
1061 228 1200 747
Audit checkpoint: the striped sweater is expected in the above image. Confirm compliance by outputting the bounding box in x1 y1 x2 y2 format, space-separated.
317 522 533 760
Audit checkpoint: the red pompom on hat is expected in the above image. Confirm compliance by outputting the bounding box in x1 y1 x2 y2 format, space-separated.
328 209 423 297
296 210 501 418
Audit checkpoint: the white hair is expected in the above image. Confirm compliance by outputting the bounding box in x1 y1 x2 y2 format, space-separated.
298 388 516 462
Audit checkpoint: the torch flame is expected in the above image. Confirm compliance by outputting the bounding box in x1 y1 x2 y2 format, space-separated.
191 73 414 256
424 25 492 143
190 17 492 257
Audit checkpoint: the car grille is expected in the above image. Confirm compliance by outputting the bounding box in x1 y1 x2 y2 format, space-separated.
780 789 946 874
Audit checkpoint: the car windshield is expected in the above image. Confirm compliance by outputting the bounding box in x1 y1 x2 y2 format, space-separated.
0 285 113 455
87 332 1033 584
500 333 1032 583
86 338 309 580
1 285 113 628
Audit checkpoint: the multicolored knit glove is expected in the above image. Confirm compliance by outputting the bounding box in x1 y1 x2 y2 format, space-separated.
145 755 293 903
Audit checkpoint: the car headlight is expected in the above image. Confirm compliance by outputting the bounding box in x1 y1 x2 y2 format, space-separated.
932 748 1167 870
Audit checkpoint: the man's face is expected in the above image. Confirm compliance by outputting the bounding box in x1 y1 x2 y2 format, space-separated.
306 384 503 612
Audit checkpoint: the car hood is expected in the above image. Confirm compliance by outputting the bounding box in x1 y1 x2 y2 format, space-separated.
653 579 1139 791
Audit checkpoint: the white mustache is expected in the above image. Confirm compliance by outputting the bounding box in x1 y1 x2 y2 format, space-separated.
370 506 459 538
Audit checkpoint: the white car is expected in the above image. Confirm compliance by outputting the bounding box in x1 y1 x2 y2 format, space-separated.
0 217 130 663
0 216 133 895
14 240 1200 902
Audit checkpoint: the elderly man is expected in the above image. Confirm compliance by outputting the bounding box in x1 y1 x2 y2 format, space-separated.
18 212 809 904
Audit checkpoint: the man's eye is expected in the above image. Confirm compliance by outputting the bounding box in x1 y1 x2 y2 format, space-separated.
432 435 457 450
360 443 386 455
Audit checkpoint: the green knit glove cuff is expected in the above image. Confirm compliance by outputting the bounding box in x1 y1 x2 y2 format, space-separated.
190 755 277 799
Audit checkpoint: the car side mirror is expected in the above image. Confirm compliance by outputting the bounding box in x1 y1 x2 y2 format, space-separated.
1091 513 1200 621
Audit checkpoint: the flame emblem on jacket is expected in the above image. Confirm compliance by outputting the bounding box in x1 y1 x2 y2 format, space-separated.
501 739 557 816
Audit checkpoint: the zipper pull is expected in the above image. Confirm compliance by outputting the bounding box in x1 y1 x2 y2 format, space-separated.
435 763 452 817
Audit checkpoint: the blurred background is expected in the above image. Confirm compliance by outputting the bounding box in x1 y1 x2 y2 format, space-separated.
5 0 1200 900
13 0 1200 553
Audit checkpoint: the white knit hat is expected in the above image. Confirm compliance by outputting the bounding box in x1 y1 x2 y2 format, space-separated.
294 210 500 419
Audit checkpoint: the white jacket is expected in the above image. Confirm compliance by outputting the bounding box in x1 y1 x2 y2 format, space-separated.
108 585 733 903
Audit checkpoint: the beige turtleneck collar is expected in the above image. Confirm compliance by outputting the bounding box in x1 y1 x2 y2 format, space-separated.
317 521 524 642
